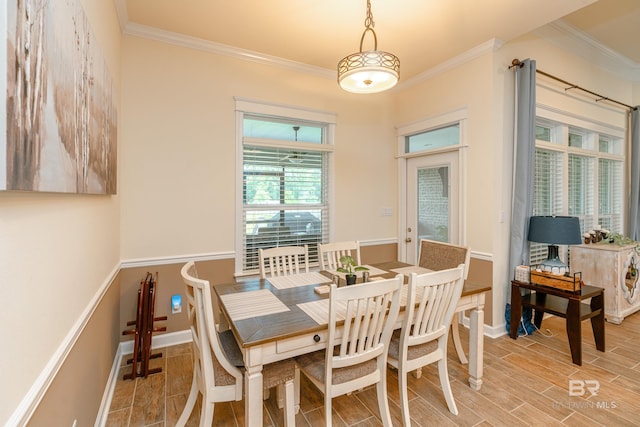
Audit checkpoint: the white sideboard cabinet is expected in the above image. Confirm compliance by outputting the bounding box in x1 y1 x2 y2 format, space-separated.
570 243 640 324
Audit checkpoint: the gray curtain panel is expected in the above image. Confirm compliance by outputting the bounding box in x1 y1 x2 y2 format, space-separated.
507 59 536 299
628 107 640 241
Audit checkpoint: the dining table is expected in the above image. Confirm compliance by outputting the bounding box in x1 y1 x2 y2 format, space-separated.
213 260 491 427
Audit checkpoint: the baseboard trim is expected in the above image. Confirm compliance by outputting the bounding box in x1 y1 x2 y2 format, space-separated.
94 344 124 427
460 314 506 339
94 330 192 425
118 329 192 355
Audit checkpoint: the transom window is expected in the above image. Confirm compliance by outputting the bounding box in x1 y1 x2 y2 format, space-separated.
405 123 460 153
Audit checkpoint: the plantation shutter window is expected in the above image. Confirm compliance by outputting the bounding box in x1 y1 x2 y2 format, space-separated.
530 116 624 267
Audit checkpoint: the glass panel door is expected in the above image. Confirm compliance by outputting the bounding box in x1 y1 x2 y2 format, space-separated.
406 152 459 263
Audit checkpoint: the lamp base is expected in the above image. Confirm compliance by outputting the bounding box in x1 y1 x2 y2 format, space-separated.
540 245 567 275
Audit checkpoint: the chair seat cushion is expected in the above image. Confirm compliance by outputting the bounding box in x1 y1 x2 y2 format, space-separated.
388 329 438 361
263 359 296 389
218 329 295 388
296 349 377 385
219 329 245 367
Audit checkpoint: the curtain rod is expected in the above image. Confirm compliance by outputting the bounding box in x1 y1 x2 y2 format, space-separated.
510 58 636 111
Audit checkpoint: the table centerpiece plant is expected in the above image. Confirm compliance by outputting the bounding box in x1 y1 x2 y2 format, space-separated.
337 255 369 285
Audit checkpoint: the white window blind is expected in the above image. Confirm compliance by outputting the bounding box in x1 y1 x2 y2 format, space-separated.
239 110 333 274
568 153 595 231
531 114 625 267
598 158 623 233
532 148 563 264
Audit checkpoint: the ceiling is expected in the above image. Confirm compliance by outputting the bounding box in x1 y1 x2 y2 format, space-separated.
115 0 640 83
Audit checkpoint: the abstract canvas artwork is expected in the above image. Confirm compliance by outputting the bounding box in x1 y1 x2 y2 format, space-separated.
3 0 117 194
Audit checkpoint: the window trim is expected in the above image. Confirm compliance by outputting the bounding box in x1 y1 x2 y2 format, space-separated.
395 107 468 262
234 98 336 276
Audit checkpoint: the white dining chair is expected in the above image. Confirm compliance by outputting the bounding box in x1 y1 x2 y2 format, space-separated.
318 240 361 270
418 238 470 364
387 265 465 424
178 261 296 426
296 274 403 427
259 245 309 279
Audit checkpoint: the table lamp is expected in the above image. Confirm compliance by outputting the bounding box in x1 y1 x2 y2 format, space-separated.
528 215 582 275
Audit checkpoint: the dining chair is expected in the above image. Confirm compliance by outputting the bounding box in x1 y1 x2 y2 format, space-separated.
387 265 465 424
318 240 361 270
296 274 403 427
178 261 296 426
417 238 470 364
259 244 309 279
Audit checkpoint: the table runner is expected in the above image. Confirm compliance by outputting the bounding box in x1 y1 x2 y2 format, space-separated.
220 289 289 321
267 272 331 290
326 264 388 281
390 265 433 275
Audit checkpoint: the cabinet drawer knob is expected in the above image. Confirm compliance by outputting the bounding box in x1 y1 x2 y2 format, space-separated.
313 334 321 342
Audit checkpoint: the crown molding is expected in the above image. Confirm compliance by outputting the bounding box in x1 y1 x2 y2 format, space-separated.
121 21 335 79
398 38 505 90
535 19 640 83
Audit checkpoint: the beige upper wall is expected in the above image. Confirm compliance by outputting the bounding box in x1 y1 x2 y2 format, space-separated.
119 36 398 260
0 0 121 424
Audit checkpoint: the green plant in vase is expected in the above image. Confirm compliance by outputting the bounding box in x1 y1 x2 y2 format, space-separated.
337 255 369 285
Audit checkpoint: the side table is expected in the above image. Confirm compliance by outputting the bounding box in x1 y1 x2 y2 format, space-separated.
510 280 605 365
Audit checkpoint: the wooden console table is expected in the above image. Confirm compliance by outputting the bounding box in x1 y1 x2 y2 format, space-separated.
510 280 605 365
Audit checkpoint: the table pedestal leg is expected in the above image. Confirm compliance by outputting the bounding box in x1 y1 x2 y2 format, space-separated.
468 294 485 390
591 293 605 351
566 299 582 366
245 365 263 427
509 283 522 339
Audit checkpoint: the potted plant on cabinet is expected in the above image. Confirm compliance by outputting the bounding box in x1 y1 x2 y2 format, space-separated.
337 255 369 285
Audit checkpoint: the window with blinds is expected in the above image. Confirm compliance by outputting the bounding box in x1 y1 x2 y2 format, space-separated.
531 119 624 266
240 113 331 274
532 148 563 264
568 154 595 227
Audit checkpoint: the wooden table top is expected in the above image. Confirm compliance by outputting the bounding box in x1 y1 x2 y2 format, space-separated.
511 279 604 300
213 261 492 348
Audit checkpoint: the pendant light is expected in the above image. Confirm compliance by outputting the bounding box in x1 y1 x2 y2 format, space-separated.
337 0 400 94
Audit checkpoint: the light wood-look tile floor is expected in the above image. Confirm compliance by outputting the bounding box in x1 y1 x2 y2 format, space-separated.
106 311 640 426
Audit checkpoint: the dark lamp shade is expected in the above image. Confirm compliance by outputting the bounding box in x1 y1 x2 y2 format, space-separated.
527 216 582 245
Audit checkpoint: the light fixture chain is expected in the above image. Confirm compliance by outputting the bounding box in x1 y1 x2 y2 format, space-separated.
359 0 378 52
364 0 374 30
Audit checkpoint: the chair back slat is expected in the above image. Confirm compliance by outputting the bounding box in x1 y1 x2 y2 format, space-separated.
259 245 309 279
318 241 361 270
405 265 465 346
330 275 402 368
